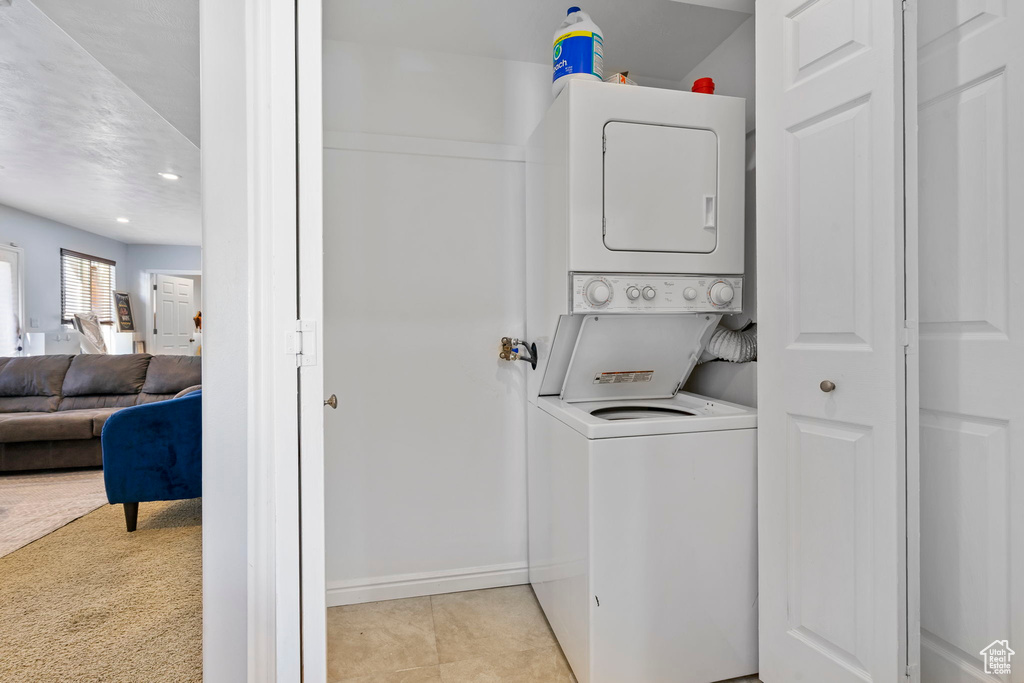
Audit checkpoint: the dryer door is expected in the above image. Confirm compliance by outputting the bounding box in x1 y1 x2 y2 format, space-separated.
603 121 718 254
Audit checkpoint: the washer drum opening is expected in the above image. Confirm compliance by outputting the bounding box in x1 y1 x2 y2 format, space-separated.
588 406 697 421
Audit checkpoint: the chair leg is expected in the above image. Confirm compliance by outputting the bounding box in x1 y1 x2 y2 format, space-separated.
123 502 139 532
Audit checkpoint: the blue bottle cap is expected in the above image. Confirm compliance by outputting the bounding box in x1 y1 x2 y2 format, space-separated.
567 6 581 15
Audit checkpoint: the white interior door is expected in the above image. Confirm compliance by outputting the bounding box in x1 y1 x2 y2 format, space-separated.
757 1 918 681
917 2 1024 681
153 274 195 354
297 0 327 679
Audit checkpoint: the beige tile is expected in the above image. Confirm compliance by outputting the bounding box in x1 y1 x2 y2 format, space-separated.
328 597 439 681
439 647 575 683
430 586 557 663
339 666 442 683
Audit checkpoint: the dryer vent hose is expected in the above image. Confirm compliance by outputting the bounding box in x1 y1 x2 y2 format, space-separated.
706 324 757 363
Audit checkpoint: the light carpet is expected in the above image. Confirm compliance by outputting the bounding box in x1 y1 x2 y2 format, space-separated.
0 468 108 557
0 497 202 682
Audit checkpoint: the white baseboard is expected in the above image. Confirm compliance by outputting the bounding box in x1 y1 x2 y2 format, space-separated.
326 562 529 607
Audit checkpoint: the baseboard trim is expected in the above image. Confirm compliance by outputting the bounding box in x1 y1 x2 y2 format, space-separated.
326 562 529 607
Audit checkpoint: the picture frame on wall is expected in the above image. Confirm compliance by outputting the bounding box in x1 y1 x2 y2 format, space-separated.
113 291 135 331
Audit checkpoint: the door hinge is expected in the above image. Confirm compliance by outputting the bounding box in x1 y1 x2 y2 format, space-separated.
285 320 318 367
902 0 908 11
602 136 606 153
153 284 157 291
905 663 918 679
902 320 918 355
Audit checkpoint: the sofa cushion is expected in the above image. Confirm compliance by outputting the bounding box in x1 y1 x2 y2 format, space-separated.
136 392 177 405
58 395 140 411
0 396 61 413
85 408 120 437
0 356 74 398
140 355 202 395
0 411 95 443
61 354 152 397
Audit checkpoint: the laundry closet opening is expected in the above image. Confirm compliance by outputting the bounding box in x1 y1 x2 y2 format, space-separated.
319 2 757 681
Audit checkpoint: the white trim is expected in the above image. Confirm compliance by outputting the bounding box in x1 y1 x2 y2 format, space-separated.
324 131 526 163
326 563 530 607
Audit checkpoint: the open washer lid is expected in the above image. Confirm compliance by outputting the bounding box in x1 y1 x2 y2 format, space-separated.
556 313 720 402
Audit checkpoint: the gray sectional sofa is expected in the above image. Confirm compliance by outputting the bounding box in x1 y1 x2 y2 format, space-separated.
0 354 201 471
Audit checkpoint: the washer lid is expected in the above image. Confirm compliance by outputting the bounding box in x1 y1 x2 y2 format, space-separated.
559 313 720 402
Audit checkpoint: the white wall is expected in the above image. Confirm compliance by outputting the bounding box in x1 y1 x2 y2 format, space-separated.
682 16 755 133
323 40 550 604
0 202 128 333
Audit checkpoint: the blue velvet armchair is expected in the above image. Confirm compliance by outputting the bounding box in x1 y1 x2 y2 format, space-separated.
101 390 202 532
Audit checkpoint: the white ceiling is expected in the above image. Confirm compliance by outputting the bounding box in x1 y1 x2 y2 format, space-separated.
0 0 200 246
31 0 201 146
323 0 751 83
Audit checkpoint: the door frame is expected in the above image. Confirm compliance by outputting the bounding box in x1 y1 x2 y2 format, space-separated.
199 0 304 680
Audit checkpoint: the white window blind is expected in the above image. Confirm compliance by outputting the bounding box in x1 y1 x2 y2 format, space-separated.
60 249 116 324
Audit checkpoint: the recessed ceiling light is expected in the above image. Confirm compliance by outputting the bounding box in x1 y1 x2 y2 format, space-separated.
158 171 180 180
116 217 130 223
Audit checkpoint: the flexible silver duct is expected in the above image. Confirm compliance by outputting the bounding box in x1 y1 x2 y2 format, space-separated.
705 323 757 363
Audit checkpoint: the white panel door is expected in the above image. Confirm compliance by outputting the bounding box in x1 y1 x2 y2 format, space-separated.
153 274 195 354
297 0 327 677
757 1 917 681
917 2 1024 681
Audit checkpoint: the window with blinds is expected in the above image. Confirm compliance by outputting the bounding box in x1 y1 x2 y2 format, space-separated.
60 249 116 324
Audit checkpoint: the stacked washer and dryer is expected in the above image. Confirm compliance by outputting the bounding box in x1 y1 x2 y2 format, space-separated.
525 80 758 683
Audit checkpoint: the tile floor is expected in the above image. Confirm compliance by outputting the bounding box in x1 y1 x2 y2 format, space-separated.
326 585 573 683
327 584 762 683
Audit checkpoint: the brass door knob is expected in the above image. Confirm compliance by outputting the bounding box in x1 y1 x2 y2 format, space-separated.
324 394 338 409
819 380 836 393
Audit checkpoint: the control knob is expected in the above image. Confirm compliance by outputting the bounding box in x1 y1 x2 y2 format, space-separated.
626 286 641 301
709 282 735 306
584 279 612 307
642 286 657 301
683 287 698 301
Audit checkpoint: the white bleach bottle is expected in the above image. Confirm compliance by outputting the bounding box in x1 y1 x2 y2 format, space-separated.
552 7 603 97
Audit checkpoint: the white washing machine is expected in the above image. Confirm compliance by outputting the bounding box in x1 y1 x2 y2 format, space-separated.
524 81 757 682
527 314 758 683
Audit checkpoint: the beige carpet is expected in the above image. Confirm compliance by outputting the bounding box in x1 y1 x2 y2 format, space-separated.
0 468 109 557
0 498 202 682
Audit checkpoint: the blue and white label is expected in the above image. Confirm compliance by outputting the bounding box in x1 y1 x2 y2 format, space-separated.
553 31 603 82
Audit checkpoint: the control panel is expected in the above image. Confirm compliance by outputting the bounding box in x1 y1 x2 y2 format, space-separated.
571 273 743 313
